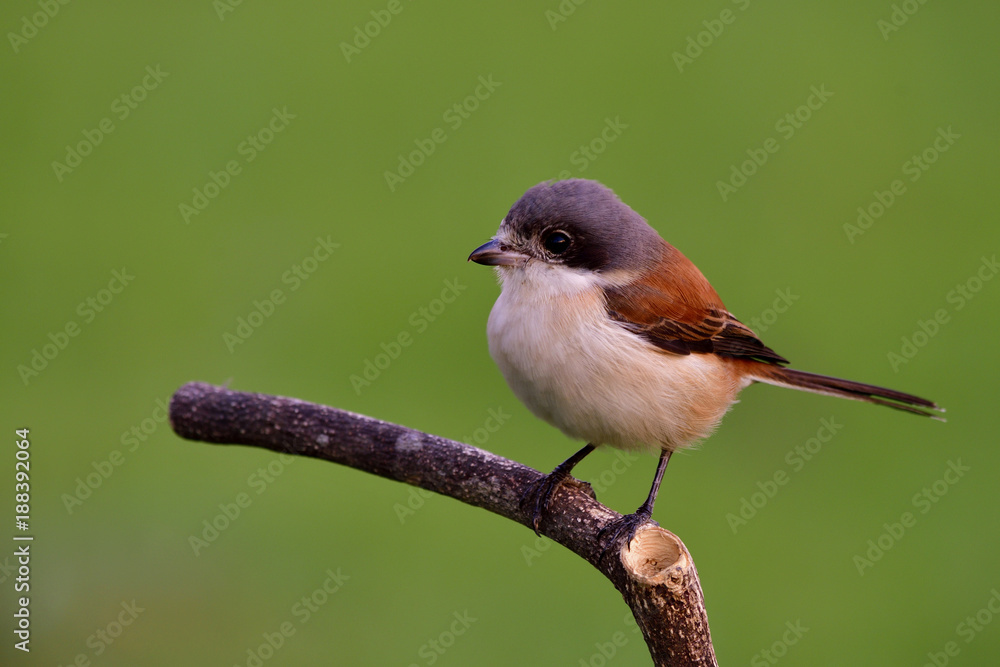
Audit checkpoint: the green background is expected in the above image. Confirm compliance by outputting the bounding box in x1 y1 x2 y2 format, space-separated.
3 1 999 665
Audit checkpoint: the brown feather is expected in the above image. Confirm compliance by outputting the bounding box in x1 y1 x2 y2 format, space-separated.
602 240 943 419
743 363 943 419
604 242 788 364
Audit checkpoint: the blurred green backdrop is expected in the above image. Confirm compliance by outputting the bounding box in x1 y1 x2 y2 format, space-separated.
2 1 999 665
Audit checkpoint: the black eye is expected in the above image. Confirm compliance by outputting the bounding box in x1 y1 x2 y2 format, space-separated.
543 231 571 255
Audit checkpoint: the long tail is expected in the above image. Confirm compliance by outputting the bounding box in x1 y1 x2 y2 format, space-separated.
747 365 945 420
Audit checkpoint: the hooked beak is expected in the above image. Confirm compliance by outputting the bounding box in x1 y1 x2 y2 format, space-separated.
467 239 528 266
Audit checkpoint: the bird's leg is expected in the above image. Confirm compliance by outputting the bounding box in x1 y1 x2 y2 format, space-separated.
524 443 596 535
600 449 672 552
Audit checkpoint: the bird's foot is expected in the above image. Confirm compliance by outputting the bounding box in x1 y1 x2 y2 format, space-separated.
521 444 598 535
522 471 570 535
599 507 655 555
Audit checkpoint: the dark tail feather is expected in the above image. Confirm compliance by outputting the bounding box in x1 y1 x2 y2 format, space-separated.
748 365 945 421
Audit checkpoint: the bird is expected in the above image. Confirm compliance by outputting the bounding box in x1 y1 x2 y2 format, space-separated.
468 178 942 548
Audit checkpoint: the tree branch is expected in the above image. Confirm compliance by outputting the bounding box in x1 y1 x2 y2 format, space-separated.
169 382 718 666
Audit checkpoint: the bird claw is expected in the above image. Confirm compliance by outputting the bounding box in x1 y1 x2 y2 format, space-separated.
523 472 567 535
599 509 655 554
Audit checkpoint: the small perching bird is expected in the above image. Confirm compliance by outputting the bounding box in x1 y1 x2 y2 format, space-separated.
468 179 942 546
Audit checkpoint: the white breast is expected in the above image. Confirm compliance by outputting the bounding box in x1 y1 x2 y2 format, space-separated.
487 262 745 453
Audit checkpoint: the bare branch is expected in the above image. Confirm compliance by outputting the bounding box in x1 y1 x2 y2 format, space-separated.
169 382 718 666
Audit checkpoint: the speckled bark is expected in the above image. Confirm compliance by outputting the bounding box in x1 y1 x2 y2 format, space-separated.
169 382 718 666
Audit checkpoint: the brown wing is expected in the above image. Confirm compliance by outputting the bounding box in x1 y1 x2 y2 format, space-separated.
603 244 789 365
